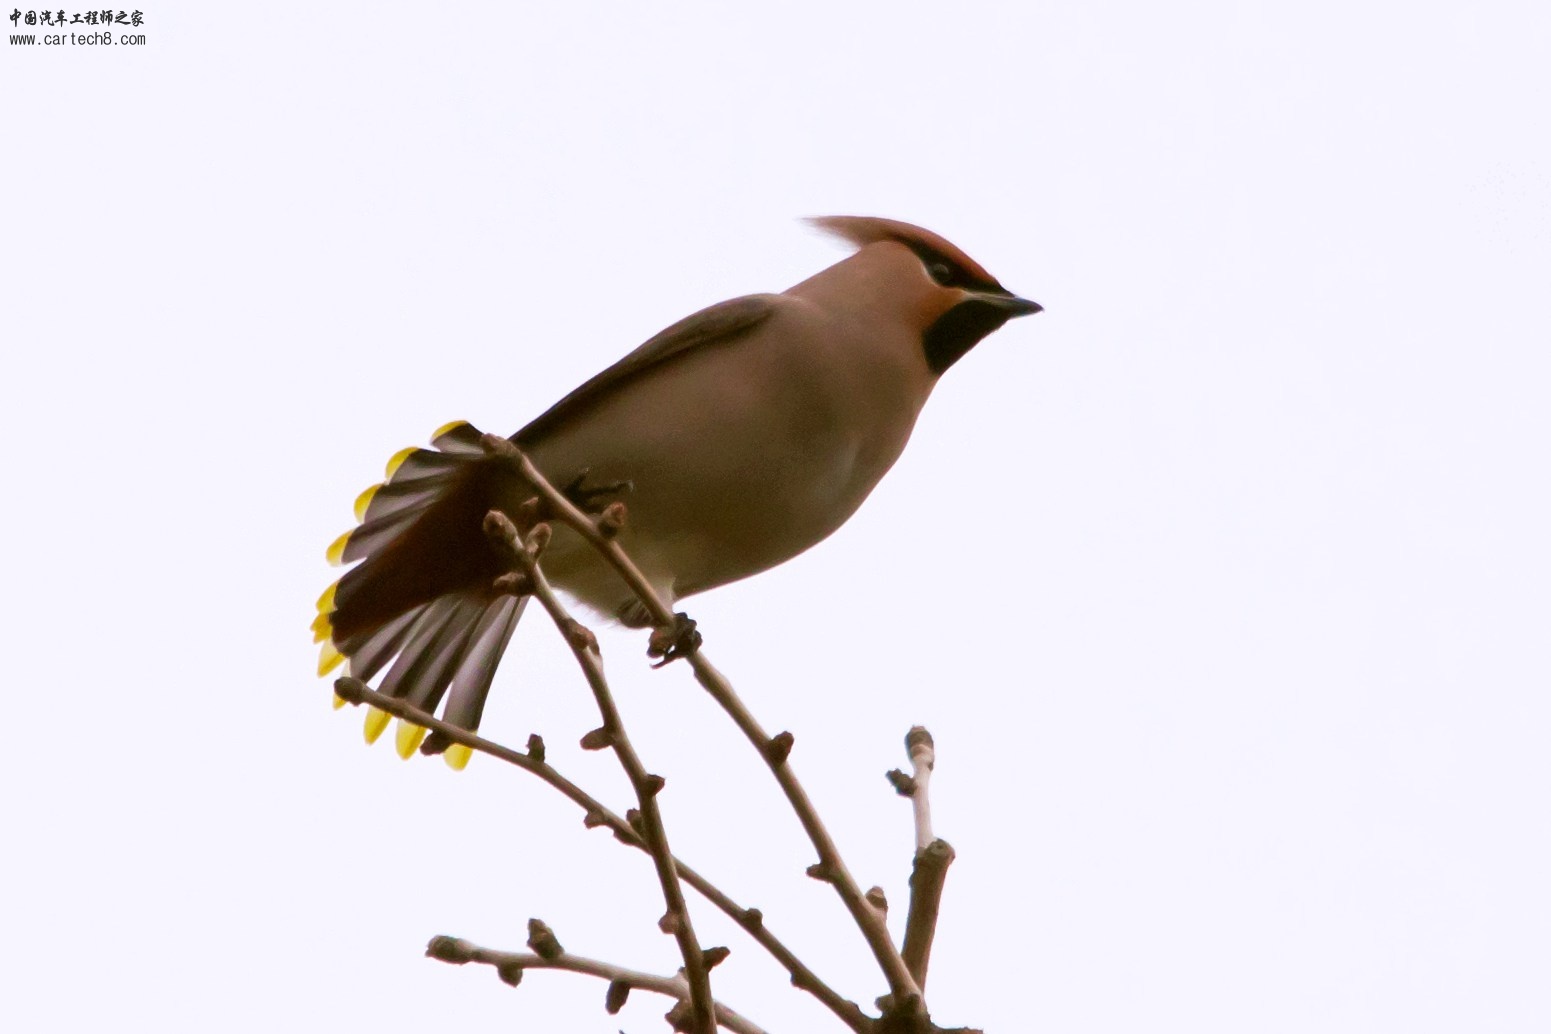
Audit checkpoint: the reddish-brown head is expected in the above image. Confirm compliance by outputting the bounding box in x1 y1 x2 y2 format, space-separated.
806 215 1041 374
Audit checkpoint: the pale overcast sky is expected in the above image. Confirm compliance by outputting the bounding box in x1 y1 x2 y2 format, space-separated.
3 2 1548 1032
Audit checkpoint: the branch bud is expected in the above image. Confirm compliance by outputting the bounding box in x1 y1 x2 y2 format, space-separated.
639 773 666 797
478 432 519 461
604 979 630 1015
765 731 794 764
907 725 935 769
885 768 916 797
492 571 530 596
333 676 366 705
515 496 545 528
496 961 524 987
482 509 518 544
866 886 889 914
580 727 613 751
525 733 546 763
563 618 599 653
525 918 564 960
425 935 474 964
596 501 628 537
702 946 730 969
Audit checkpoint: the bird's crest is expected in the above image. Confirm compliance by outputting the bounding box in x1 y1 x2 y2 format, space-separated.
806 215 1004 292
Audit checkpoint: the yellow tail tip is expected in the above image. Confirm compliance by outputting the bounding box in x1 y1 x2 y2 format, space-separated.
332 693 347 710
384 446 418 480
325 529 352 566
363 706 391 745
353 483 382 522
310 612 332 643
318 641 346 677
431 419 470 443
316 581 338 614
444 743 474 771
395 720 428 759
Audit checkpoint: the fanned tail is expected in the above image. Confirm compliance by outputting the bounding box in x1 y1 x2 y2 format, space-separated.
314 421 525 768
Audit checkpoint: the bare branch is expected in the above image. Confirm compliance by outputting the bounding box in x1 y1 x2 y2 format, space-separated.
900 840 954 992
480 435 924 1012
331 676 869 1031
685 658 922 1016
484 510 716 1034
896 727 955 992
427 934 767 1034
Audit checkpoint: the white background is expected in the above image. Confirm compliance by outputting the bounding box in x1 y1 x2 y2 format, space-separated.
3 2 1548 1031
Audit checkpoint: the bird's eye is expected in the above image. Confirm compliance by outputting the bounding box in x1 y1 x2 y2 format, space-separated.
927 261 955 285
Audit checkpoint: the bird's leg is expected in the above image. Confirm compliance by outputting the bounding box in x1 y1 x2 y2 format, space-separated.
560 468 634 515
647 612 701 667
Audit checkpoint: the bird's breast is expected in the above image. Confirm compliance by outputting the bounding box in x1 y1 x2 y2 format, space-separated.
526 306 932 606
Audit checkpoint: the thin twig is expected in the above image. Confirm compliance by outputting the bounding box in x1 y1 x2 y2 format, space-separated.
690 653 923 1015
485 512 716 1034
332 676 871 1032
480 435 924 1015
427 934 766 1034
906 727 935 852
897 727 955 992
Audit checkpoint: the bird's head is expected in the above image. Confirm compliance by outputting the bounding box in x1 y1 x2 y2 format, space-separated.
805 215 1041 375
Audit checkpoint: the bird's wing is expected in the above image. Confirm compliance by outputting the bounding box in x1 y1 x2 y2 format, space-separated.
513 293 778 444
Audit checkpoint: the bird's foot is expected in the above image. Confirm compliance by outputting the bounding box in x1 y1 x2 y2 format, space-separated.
561 468 634 515
647 612 701 667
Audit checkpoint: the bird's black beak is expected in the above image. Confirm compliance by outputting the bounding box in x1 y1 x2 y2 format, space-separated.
972 290 1043 317
992 292 1042 317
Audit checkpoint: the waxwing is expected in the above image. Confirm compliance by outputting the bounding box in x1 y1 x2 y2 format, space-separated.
314 217 1041 764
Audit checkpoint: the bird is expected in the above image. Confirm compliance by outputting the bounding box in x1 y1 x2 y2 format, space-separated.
314 216 1041 766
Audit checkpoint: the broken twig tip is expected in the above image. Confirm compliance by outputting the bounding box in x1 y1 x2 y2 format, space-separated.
525 733 546 763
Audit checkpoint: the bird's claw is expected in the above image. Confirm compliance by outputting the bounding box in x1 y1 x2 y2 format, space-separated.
561 468 633 515
647 613 701 667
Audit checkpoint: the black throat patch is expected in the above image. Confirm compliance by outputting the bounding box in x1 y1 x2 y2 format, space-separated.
922 300 1013 375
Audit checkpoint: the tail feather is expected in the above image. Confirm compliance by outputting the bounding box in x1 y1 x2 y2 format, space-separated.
337 506 426 566
339 605 425 683
442 595 527 730
316 420 530 761
354 475 459 526
378 595 486 713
